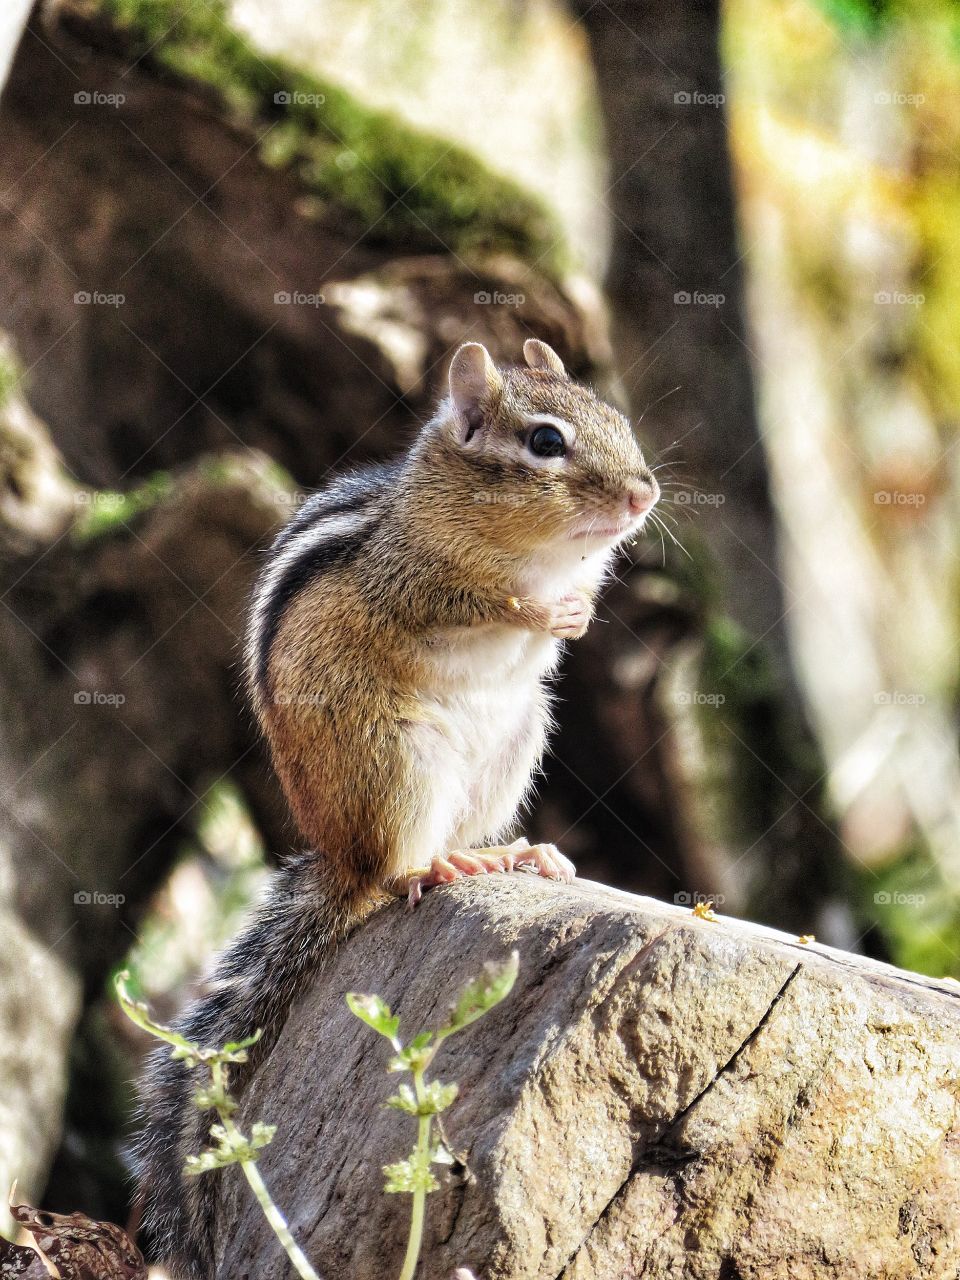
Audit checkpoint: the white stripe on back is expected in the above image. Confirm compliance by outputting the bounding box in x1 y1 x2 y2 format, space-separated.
246 506 375 687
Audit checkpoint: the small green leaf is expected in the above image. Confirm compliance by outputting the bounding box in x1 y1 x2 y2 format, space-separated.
250 1122 277 1149
387 1044 433 1074
186 1120 270 1173
193 1082 237 1114
383 1150 440 1195
222 1030 263 1054
118 972 264 1067
383 1158 415 1194
386 1083 419 1114
172 1041 252 1068
386 1080 457 1116
346 992 400 1041
437 951 519 1041
115 970 199 1055
420 1080 458 1114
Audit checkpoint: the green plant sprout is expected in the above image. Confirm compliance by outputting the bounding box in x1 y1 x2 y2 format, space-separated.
116 953 516 1280
115 971 320 1280
346 949 519 1280
72 472 174 543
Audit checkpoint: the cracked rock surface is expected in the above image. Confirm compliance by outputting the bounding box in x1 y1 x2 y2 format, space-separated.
215 876 960 1279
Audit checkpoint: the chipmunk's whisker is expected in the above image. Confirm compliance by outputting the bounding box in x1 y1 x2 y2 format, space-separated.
653 519 667 566
649 439 687 463
637 386 681 423
655 507 681 529
650 510 692 560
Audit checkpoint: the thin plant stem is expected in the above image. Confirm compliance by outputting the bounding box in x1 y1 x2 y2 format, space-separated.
115 975 321 1280
211 1062 321 1280
398 1068 431 1280
239 1160 319 1280
346 955 519 1280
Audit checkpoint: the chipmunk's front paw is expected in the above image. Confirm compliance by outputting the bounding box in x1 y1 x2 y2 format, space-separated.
547 590 593 639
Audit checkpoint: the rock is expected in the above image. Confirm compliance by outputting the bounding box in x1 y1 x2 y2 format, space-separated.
213 876 960 1279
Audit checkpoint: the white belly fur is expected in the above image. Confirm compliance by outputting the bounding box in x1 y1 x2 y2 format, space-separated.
418 622 556 819
406 543 615 852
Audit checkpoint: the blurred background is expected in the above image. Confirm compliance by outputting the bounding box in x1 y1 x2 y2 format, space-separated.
1 0 958 1242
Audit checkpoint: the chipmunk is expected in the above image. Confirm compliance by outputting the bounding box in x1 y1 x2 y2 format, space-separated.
133 339 659 1278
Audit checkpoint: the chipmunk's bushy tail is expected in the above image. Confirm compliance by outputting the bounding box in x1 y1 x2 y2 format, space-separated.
132 853 384 1279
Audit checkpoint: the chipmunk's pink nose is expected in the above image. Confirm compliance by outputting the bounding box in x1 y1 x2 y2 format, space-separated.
626 475 659 516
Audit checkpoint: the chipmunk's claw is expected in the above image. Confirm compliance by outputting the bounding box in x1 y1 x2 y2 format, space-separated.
548 591 593 639
513 841 576 883
405 838 575 907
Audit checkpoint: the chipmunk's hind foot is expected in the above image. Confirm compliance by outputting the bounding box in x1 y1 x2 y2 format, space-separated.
405 837 575 906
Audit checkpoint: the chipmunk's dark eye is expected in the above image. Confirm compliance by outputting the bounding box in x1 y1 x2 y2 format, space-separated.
528 424 566 458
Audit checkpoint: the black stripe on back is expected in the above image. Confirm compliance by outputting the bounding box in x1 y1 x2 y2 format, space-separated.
270 494 365 555
255 529 367 691
270 460 403 556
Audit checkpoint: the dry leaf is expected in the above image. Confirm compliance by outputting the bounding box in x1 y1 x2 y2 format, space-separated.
0 1235 47 1279
9 1202 146 1280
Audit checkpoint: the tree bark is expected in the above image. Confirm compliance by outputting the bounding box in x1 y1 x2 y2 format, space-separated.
0 896 80 1233
0 2 599 491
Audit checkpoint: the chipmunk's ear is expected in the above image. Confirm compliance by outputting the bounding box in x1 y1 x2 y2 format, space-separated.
448 342 503 442
523 338 567 378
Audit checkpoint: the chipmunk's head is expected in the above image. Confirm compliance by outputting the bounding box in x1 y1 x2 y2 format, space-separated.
439 339 659 557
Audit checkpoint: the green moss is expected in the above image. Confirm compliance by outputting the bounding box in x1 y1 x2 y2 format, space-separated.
657 534 832 898
698 615 779 843
690 604 841 930
663 528 719 611
702 615 781 709
0 348 22 409
815 0 960 47
260 457 296 492
95 0 565 272
196 453 254 487
655 536 795 859
72 470 173 542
